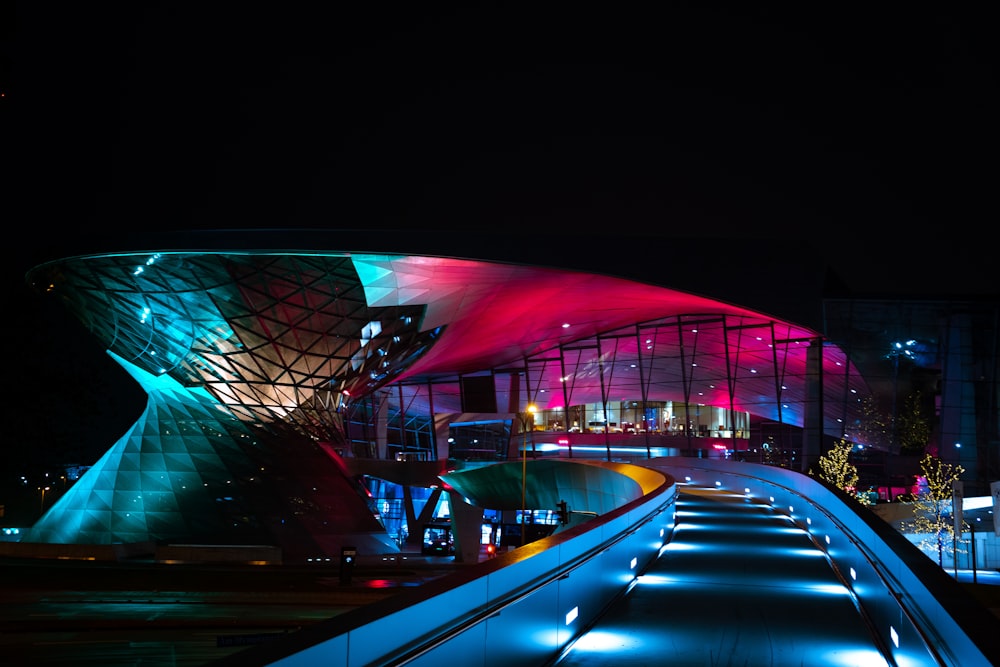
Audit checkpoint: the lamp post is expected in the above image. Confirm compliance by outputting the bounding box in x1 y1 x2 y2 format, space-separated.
520 403 537 546
38 486 50 516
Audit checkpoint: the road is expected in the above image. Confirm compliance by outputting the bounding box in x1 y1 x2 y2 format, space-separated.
0 554 459 666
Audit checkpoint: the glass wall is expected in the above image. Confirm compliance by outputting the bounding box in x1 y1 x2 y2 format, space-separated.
534 401 749 438
341 311 870 476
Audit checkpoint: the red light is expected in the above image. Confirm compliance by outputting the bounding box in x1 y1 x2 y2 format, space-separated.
557 438 569 445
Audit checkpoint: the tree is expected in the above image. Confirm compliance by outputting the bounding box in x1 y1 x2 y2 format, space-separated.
852 391 932 455
897 391 932 455
903 453 966 567
853 395 890 451
811 439 872 505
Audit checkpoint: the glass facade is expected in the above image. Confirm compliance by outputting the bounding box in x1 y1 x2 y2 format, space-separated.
27 248 992 558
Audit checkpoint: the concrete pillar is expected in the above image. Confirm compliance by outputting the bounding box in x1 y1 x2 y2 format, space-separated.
375 392 389 459
447 490 484 563
801 338 824 473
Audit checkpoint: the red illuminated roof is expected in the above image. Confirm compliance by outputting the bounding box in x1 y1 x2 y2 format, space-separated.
28 249 869 440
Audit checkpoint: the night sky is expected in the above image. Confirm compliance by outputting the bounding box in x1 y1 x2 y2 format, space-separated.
1 6 997 516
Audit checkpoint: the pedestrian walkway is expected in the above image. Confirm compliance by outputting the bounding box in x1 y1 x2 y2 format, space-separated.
952 568 1000 585
554 485 891 666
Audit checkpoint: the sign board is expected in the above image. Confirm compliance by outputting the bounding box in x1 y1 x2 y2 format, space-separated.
992 481 1000 537
952 480 964 534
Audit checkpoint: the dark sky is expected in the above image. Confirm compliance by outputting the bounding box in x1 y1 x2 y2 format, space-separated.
1 5 998 489
6 5 998 286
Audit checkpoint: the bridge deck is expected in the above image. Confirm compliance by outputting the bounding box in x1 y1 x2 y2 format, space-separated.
554 484 890 666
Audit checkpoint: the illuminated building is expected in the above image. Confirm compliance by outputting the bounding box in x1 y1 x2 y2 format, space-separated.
20 245 874 561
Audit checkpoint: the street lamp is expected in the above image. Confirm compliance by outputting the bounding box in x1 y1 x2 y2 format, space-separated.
520 403 537 546
38 486 50 516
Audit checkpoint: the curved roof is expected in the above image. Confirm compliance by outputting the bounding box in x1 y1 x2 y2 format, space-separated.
28 249 870 440
353 254 776 376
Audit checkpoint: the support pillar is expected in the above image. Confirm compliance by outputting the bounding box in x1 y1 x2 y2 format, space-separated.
375 392 389 459
801 338 824 473
447 490 484 563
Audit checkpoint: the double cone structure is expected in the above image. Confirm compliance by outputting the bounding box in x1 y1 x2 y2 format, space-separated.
23 249 869 561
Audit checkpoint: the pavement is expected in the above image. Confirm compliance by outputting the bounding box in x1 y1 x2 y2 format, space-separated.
551 488 1000 667
951 568 1000 585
